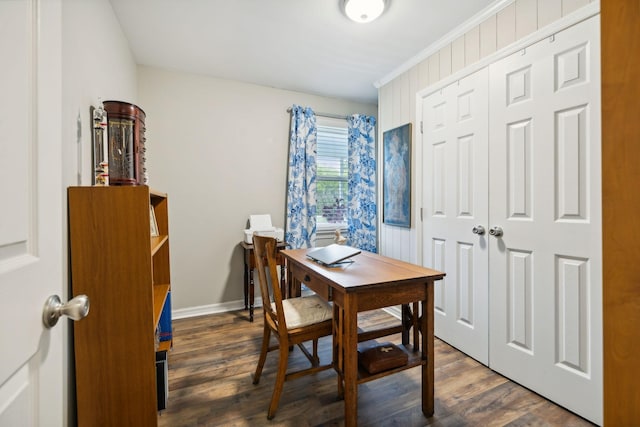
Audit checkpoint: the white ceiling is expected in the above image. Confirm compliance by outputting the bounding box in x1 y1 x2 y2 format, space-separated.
108 0 497 104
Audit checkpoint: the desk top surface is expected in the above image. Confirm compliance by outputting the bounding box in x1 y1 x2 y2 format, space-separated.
282 248 445 291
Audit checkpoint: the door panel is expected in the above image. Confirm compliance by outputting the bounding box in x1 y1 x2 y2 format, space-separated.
0 0 63 425
556 255 590 373
432 238 446 312
556 105 588 220
421 68 489 365
506 120 532 218
488 16 602 424
506 249 533 352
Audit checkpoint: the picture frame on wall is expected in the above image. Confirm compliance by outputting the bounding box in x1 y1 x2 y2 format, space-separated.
383 123 411 228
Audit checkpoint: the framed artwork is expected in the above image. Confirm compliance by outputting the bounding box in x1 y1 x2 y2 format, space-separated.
383 123 411 228
150 205 159 237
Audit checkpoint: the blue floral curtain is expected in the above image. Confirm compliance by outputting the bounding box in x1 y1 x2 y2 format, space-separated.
285 105 317 248
347 114 377 252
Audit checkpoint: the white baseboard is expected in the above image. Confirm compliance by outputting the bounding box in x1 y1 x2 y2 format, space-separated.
383 305 402 319
172 299 403 321
172 297 263 320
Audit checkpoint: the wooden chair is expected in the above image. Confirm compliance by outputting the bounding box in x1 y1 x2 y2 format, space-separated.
251 234 333 419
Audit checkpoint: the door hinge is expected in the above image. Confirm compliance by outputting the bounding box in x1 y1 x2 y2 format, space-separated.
420 207 423 221
420 121 423 134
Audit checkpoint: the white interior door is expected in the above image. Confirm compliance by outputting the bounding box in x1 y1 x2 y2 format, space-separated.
421 68 489 364
0 0 64 425
488 16 602 424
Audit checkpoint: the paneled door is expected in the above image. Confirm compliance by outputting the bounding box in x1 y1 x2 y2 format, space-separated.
488 16 602 424
420 68 489 364
0 1 64 425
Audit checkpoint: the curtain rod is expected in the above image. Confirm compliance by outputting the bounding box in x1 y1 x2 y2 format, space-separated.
286 107 348 120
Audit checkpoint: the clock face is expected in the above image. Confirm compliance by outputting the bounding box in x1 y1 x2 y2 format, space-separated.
108 118 136 185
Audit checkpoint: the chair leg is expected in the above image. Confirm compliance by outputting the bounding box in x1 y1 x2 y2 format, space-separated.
267 339 290 420
312 338 319 366
253 325 271 385
337 375 344 400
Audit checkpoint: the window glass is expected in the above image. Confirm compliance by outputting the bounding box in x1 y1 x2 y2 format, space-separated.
316 118 348 230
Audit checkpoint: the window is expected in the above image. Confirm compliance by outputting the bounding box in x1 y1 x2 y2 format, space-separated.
316 117 348 231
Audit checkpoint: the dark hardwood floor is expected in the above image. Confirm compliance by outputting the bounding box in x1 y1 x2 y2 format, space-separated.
158 309 594 427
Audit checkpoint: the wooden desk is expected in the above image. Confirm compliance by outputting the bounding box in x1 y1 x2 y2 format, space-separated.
240 241 287 321
281 248 445 427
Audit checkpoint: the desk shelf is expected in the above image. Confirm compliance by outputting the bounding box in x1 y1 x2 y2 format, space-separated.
356 344 424 385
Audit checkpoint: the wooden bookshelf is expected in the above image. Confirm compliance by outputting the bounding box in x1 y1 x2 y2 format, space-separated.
68 185 172 426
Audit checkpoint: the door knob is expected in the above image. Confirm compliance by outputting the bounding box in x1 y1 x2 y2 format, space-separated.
472 225 486 235
42 294 90 328
489 226 503 237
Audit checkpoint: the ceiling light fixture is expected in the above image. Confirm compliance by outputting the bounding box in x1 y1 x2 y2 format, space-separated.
344 0 386 24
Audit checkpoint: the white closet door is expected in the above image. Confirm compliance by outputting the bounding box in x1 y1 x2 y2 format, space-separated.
421 68 489 364
488 16 602 424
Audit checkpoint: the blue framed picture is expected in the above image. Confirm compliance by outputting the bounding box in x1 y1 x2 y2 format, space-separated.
383 123 411 228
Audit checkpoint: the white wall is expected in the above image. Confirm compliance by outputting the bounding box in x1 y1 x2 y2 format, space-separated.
138 66 376 313
61 0 138 424
376 0 596 265
61 0 138 188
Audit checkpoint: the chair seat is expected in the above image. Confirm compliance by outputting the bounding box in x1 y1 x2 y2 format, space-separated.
272 295 332 329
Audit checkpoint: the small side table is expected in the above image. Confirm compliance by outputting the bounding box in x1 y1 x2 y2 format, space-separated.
240 240 288 322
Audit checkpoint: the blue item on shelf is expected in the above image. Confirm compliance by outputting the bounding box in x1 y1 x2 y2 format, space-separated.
159 291 172 342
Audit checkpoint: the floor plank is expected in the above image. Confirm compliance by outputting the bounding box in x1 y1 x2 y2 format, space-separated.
158 310 594 427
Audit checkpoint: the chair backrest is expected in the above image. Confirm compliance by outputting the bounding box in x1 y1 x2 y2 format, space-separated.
252 234 287 333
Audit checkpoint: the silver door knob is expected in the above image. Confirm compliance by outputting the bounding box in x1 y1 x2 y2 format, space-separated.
42 294 90 328
472 225 486 235
489 226 503 237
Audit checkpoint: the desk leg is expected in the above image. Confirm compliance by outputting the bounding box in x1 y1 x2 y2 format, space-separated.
243 260 249 311
422 282 435 416
280 263 286 299
286 263 296 299
334 303 344 399
413 301 420 351
343 294 358 427
402 303 420 351
248 267 255 322
401 304 410 345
